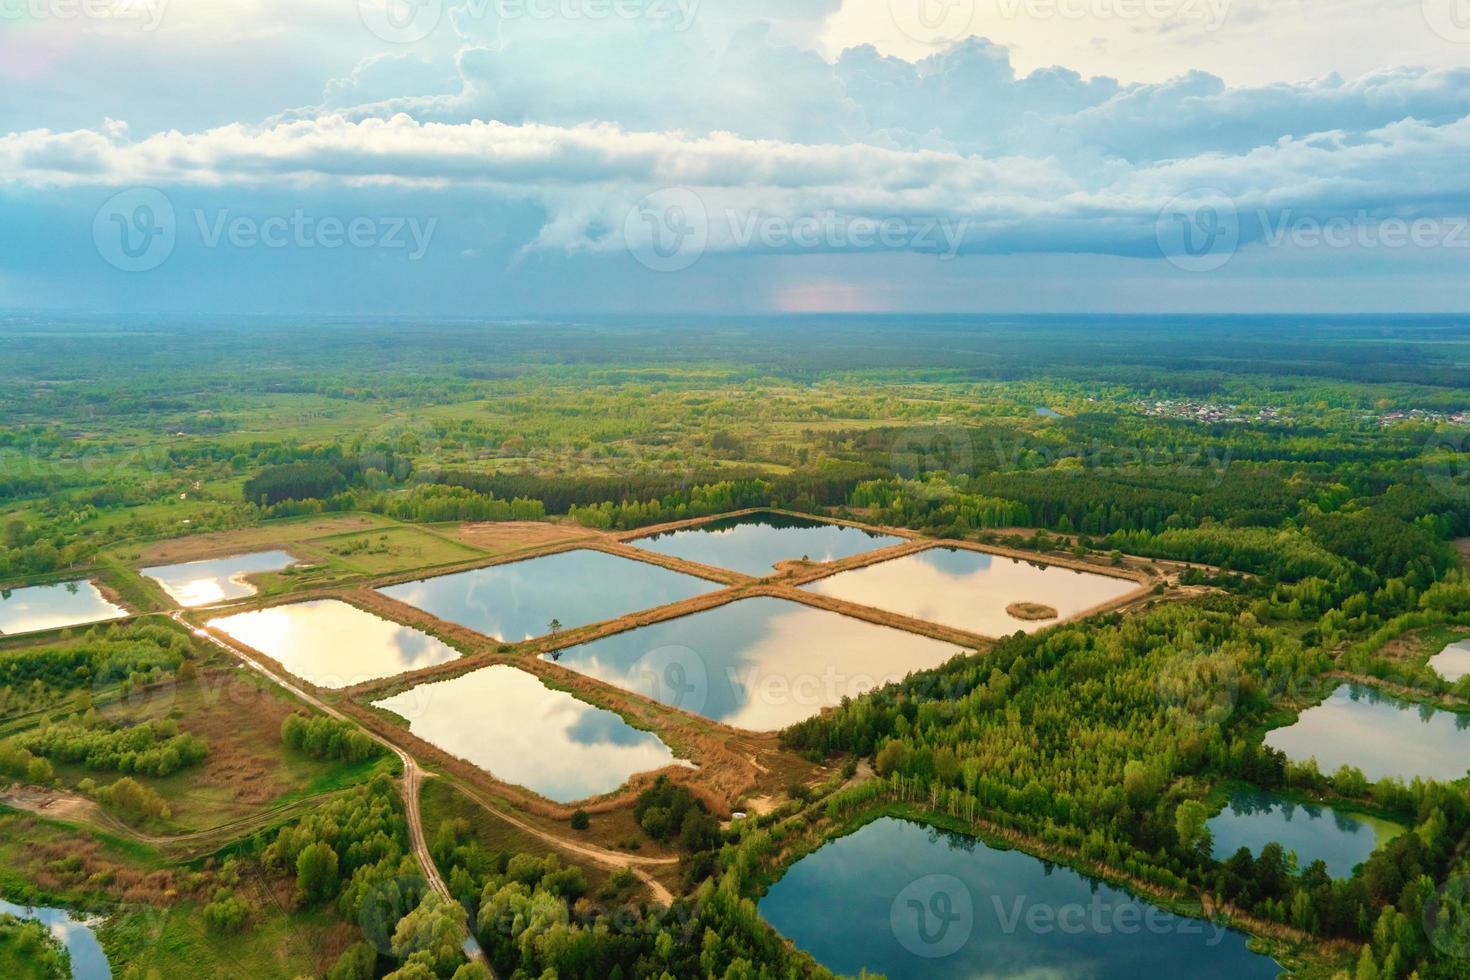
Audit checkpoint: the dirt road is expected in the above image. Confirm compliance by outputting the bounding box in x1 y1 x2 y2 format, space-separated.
174 613 490 969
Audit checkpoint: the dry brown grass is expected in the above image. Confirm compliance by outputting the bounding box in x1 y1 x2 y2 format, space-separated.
451 519 601 554
1006 602 1059 621
0 814 184 904
121 515 388 565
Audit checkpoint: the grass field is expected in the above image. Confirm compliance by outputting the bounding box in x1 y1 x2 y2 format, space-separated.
100 897 356 980
308 526 483 576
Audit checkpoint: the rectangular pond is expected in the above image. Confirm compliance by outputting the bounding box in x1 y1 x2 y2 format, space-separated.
378 548 720 642
140 550 297 607
1208 788 1403 878
757 816 1279 980
803 547 1140 637
0 580 127 635
373 664 689 803
543 596 966 730
1265 683 1470 784
629 512 902 577
209 599 459 688
1429 639 1470 683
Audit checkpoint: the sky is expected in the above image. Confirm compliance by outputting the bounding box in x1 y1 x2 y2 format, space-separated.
2 0 1469 314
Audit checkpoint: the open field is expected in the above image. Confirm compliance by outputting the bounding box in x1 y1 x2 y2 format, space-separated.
112 514 398 567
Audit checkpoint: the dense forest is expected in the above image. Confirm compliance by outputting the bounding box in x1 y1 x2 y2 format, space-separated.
2 316 1469 978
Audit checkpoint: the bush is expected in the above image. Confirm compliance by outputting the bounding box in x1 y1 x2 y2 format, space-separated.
569 809 590 831
281 713 380 763
202 889 250 934
94 776 171 824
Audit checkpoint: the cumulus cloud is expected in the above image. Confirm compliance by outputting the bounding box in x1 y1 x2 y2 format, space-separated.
4 106 1469 260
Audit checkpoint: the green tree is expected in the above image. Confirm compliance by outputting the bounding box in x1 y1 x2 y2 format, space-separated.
295 841 340 903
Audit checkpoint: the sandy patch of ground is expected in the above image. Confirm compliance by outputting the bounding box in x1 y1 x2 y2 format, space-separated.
0 782 101 823
451 520 600 554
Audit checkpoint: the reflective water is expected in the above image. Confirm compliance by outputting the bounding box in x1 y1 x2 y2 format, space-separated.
0 581 127 635
758 817 1279 980
1429 640 1470 683
0 898 110 980
379 549 718 641
1265 683 1470 783
630 513 902 577
209 599 459 688
803 547 1140 637
140 550 296 607
373 664 688 803
543 597 966 730
1208 789 1403 878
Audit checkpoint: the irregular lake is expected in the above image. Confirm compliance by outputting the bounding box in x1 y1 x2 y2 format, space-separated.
0 581 127 635
0 898 110 979
758 817 1278 980
140 550 296 607
379 549 718 641
803 547 1140 637
1429 639 1470 683
1208 789 1403 878
629 513 902 577
209 600 458 688
1265 683 1470 783
543 597 966 730
373 665 688 803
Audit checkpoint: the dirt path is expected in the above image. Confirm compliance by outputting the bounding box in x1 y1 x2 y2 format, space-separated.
441 776 678 906
173 613 491 970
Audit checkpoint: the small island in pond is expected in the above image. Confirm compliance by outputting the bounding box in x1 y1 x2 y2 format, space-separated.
1007 601 1060 621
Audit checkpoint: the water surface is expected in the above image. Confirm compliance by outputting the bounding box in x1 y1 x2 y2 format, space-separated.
380 549 718 641
544 597 966 730
1208 789 1403 878
804 547 1139 637
631 513 901 577
1429 640 1470 683
141 550 296 607
373 665 687 802
0 898 110 979
0 581 127 635
1265 683 1470 783
210 599 458 688
758 817 1278 980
